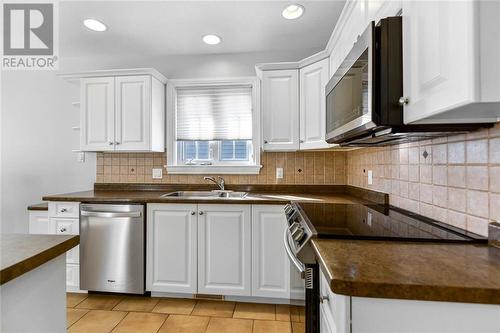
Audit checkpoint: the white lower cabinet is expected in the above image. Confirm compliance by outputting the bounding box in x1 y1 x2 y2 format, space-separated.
251 205 289 298
198 204 251 296
28 210 51 234
146 203 302 301
320 269 350 333
146 204 197 293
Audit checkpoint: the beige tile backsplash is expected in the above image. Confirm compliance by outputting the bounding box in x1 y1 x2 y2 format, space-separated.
95 124 499 236
95 151 347 186
346 124 500 236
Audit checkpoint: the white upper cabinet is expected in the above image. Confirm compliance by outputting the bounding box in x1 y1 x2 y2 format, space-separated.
146 203 198 294
402 0 500 124
262 69 300 151
77 70 166 152
80 77 115 151
299 58 331 150
197 204 251 296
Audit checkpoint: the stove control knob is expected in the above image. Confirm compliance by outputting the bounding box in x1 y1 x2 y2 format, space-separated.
292 227 305 242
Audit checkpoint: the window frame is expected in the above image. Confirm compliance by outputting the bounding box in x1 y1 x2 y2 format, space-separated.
166 77 262 174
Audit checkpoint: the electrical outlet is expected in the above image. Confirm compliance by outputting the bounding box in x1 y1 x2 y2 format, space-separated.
152 168 163 179
276 167 284 179
367 170 373 185
77 152 85 163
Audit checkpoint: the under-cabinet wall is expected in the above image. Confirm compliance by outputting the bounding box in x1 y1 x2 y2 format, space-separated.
95 151 347 185
347 124 500 236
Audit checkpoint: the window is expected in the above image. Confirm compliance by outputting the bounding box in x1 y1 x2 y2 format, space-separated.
166 78 261 174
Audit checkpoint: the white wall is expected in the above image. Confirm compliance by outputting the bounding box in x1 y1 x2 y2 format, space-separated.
0 48 319 234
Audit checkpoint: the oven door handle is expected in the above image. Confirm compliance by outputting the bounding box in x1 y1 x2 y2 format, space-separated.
284 227 305 274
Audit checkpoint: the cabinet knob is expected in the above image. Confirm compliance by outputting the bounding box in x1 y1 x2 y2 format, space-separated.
60 227 67 233
300 140 304 143
115 141 121 145
199 211 204 215
108 141 114 145
319 295 329 303
398 96 409 106
190 211 195 215
264 140 268 144
60 208 67 212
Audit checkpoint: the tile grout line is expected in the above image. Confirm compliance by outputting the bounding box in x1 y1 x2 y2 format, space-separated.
66 308 90 330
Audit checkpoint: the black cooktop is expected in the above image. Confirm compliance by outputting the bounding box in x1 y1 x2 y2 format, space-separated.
295 202 487 243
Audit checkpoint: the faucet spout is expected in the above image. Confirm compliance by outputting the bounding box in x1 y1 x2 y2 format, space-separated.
203 176 225 191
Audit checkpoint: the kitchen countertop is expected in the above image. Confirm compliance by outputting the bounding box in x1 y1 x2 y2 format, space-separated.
312 239 500 304
0 234 79 285
27 202 48 211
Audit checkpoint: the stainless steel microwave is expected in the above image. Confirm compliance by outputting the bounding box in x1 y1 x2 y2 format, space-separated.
325 16 489 146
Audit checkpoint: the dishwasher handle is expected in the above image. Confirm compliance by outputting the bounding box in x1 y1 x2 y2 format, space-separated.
81 211 142 218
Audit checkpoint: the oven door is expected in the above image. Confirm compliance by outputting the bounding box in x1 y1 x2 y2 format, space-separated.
325 21 376 143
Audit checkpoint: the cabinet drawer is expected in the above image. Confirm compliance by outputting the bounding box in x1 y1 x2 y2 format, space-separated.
49 202 80 218
66 264 80 291
54 218 79 235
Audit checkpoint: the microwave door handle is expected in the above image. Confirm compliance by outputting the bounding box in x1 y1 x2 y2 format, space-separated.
81 211 141 218
284 227 305 274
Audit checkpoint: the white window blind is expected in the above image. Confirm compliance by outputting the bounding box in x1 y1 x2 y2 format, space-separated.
176 85 253 141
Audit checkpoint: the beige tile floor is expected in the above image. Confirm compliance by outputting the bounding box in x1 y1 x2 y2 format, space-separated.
67 293 305 333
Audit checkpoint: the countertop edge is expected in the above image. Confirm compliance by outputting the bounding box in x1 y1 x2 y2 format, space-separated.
0 235 80 285
311 240 500 305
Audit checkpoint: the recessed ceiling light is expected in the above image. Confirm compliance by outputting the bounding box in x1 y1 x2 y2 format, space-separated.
202 34 222 45
282 4 304 20
83 18 107 32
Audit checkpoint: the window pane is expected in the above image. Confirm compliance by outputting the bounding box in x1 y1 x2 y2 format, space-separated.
184 141 196 160
221 141 234 160
234 141 248 159
197 141 210 160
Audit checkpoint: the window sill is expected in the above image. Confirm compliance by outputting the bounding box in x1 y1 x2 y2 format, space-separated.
165 164 262 175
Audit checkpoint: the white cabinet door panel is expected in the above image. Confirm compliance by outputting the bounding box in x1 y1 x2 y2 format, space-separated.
115 76 151 151
299 59 331 150
198 204 251 296
251 205 289 298
28 211 51 234
146 204 197 293
262 70 299 151
402 1 476 123
80 77 115 151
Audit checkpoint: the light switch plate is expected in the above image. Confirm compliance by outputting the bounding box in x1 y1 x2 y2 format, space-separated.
152 168 163 179
276 167 283 179
367 170 373 185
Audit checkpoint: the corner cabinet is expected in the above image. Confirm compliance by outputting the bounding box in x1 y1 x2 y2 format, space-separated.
299 59 332 150
261 70 300 151
402 0 500 124
146 204 198 294
197 204 252 296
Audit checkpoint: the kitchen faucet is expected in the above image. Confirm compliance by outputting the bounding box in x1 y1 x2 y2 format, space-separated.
204 176 225 191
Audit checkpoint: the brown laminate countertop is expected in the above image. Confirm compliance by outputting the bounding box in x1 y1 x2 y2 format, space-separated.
0 234 79 285
312 239 500 304
42 190 367 205
27 202 48 211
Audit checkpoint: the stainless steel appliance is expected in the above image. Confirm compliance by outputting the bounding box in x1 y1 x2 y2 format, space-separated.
80 204 145 294
283 202 487 333
325 16 490 146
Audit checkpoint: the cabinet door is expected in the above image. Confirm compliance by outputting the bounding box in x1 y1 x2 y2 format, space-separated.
28 211 51 234
251 205 290 298
146 204 197 293
54 218 80 264
115 76 151 151
299 59 331 150
262 70 299 151
198 204 251 296
402 1 476 124
80 77 115 151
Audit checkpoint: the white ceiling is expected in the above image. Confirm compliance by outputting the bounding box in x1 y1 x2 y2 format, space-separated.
60 1 346 57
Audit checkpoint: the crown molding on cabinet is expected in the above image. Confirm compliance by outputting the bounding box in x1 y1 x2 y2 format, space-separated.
58 68 168 84
255 50 329 77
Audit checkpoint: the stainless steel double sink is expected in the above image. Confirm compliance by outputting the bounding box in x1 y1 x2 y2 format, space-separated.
161 190 248 199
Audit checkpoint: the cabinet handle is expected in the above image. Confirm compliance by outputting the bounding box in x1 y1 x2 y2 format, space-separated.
300 140 304 143
398 96 409 106
108 141 114 145
190 211 195 215
60 227 67 233
60 208 67 212
319 295 329 303
199 211 204 215
115 142 121 145
264 140 268 144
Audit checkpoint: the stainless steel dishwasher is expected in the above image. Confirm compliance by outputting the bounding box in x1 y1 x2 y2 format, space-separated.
80 204 144 294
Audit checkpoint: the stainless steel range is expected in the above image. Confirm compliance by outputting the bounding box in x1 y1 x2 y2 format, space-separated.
283 201 487 333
